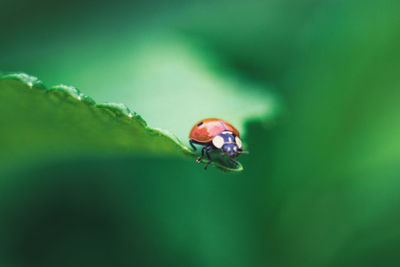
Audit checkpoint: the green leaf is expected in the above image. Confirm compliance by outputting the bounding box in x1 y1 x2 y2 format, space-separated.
0 73 243 172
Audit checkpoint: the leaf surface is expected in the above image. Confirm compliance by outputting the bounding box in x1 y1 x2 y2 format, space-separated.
0 73 243 171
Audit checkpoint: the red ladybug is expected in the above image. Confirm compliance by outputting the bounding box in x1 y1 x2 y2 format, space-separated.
189 118 248 169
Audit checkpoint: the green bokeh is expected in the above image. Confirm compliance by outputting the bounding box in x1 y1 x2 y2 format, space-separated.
1 0 400 266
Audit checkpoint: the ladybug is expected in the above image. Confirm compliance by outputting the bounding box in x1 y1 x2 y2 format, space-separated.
189 118 248 169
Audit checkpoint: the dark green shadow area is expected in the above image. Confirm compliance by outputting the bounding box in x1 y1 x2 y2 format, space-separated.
0 154 251 267
1 158 195 267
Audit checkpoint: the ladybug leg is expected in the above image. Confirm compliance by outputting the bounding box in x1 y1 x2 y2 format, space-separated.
196 146 206 163
189 139 197 151
230 158 239 166
204 146 214 170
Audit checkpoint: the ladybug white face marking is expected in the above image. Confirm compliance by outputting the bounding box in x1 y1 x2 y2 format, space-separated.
212 135 224 149
235 136 242 149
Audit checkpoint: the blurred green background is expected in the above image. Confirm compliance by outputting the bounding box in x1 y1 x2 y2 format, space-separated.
1 0 400 266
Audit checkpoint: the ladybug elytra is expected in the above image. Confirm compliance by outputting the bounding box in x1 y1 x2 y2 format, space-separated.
189 118 248 169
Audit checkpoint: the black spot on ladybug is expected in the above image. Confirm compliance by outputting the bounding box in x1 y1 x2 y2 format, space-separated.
197 122 203 126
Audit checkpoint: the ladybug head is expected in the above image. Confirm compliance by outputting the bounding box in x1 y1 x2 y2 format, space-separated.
212 131 243 158
222 143 239 158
